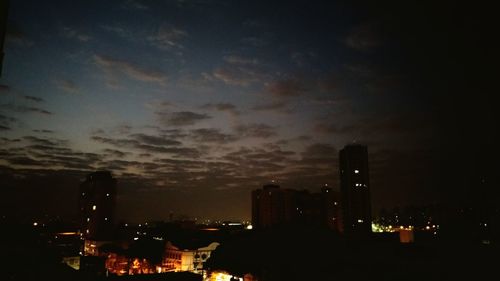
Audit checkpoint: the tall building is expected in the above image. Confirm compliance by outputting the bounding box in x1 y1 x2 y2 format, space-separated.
79 171 116 241
251 183 341 230
252 183 295 229
320 186 342 232
339 144 372 236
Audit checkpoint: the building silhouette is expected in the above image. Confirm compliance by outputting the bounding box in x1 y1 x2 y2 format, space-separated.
79 171 116 241
251 183 341 230
339 144 372 236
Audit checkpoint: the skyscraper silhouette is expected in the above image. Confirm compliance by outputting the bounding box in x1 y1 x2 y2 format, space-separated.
339 144 372 236
79 171 116 240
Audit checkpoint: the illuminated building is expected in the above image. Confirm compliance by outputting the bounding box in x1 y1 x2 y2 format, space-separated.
320 186 342 232
79 171 116 242
162 241 220 273
339 144 372 236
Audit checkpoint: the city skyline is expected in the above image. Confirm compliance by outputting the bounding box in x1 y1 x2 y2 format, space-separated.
0 0 496 222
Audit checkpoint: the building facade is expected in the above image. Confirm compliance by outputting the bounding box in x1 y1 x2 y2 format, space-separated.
339 144 372 236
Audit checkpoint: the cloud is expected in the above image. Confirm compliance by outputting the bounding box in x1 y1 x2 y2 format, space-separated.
301 143 337 159
200 103 240 115
189 128 238 144
61 27 92 42
156 111 211 127
23 95 44 102
148 24 187 51
345 22 381 51
252 100 288 111
32 129 54 134
94 55 167 86
130 133 181 146
0 114 17 129
212 55 267 86
54 79 79 94
91 134 200 158
1 104 52 115
23 136 67 146
267 77 307 97
102 149 130 158
223 55 259 65
0 125 10 131
234 123 277 138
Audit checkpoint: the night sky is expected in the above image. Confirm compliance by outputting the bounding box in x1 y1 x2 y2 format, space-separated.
0 0 496 223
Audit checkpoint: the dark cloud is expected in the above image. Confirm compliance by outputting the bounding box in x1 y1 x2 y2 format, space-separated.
33 129 54 133
212 55 268 86
23 95 44 102
131 133 181 146
23 136 66 146
235 123 277 138
6 156 45 166
102 149 130 158
94 54 167 86
91 135 200 158
200 103 240 115
190 128 238 144
61 26 92 42
301 143 337 159
54 79 79 94
157 111 211 126
252 100 287 111
2 104 52 115
0 125 10 131
0 114 17 128
148 23 187 51
267 77 307 97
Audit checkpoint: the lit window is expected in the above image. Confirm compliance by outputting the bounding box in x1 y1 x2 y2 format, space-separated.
354 169 359 174
87 217 90 222
82 192 85 196
106 193 110 197
357 219 364 223
92 205 96 210
105 217 108 221
86 229 89 234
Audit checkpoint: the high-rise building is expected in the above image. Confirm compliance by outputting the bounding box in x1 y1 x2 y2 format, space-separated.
252 183 295 229
251 183 341 230
79 171 116 241
320 186 342 232
339 144 372 236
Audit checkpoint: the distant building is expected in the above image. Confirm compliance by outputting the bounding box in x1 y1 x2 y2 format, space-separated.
251 183 341 230
79 171 116 242
339 144 372 236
